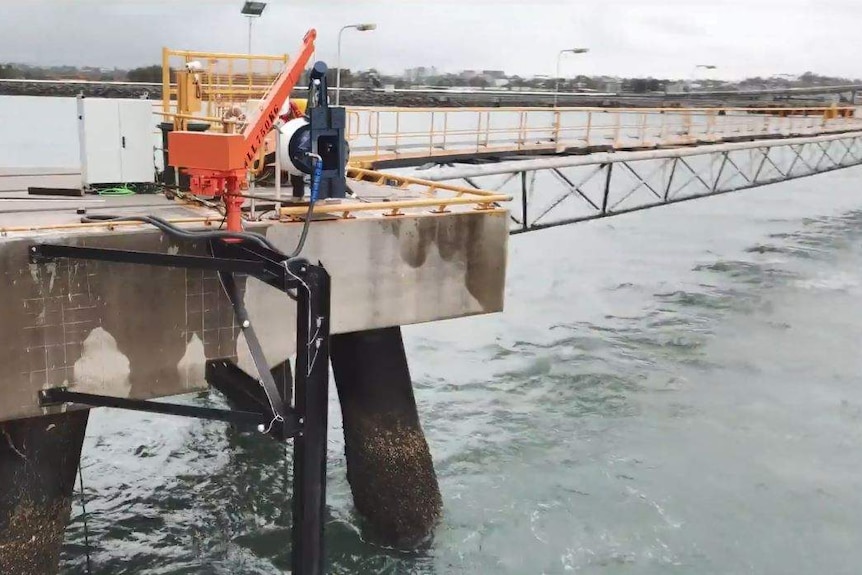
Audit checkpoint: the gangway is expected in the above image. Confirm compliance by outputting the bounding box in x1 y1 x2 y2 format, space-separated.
344 105 862 168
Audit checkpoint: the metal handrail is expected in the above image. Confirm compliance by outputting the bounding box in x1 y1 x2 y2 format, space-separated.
345 105 862 163
346 105 860 113
277 167 511 219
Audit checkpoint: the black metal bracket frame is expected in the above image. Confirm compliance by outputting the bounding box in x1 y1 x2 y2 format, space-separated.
38 386 298 431
30 237 331 575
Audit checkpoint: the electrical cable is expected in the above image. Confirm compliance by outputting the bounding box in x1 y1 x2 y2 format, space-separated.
80 213 279 252
96 185 136 196
287 154 323 258
78 465 92 575
84 157 325 298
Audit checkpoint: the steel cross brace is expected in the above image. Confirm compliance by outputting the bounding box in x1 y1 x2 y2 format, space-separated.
28 239 312 441
30 237 332 575
37 387 300 432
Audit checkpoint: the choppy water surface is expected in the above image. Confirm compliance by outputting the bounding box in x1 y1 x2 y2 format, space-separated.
62 167 862 574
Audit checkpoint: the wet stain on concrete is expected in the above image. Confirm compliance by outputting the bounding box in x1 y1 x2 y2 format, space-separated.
72 327 131 396
177 333 206 387
386 218 439 269
1 232 239 422
383 212 508 312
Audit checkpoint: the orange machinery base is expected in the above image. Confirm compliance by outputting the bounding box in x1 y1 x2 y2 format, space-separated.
167 131 250 231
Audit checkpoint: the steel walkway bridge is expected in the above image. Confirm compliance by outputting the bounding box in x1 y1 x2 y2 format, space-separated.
140 51 862 237
341 105 862 235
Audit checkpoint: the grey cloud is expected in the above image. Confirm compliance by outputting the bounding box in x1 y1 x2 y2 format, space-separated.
0 0 859 80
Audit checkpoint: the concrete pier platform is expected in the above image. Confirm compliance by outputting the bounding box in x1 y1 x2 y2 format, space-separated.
0 186 508 423
0 173 508 571
0 168 81 193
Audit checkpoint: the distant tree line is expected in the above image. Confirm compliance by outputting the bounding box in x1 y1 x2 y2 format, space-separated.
1 62 860 93
0 63 128 81
126 65 162 83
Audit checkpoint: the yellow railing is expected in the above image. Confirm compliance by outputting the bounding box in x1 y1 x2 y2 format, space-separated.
1 169 509 236
278 167 511 220
344 105 862 165
161 47 289 130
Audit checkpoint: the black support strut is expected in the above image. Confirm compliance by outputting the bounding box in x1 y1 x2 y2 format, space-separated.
38 387 291 430
292 263 331 575
29 237 331 575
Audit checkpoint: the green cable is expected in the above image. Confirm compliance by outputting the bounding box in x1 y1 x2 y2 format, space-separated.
96 185 136 196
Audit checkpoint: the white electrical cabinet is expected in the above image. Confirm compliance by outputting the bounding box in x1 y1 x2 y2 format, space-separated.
78 97 154 186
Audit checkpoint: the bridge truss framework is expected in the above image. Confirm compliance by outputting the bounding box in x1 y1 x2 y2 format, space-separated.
418 131 862 234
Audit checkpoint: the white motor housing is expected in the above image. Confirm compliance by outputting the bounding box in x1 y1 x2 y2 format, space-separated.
278 117 312 177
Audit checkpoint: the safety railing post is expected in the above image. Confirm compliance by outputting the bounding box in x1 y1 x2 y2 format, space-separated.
373 111 381 160
395 111 401 154
554 109 562 148
683 110 692 143
429 111 436 156
161 47 171 123
639 112 647 146
228 59 234 100
707 109 716 141
518 110 526 150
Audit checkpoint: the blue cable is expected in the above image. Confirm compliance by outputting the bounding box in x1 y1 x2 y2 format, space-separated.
287 156 323 258
310 157 323 202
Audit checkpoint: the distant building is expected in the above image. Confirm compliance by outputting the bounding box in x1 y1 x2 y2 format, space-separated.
403 66 438 82
481 70 506 80
665 81 688 94
604 78 622 93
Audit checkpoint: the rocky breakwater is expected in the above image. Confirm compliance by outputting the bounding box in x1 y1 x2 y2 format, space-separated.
0 79 613 107
2 79 797 109
0 80 161 99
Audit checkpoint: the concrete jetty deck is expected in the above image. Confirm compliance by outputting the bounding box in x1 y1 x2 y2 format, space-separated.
0 181 508 424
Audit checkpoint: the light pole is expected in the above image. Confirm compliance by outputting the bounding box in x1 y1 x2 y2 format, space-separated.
689 64 717 92
554 48 589 108
241 1 267 54
336 23 377 105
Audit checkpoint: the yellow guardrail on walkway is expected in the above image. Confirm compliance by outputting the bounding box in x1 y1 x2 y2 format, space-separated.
278 167 511 220
161 47 289 131
344 105 862 166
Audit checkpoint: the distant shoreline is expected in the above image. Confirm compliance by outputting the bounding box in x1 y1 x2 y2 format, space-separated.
0 79 834 109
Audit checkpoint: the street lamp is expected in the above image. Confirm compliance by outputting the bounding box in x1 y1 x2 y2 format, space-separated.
241 1 267 54
336 23 377 105
554 48 589 108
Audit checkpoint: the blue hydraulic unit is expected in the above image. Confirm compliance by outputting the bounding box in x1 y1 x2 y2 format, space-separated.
281 61 349 200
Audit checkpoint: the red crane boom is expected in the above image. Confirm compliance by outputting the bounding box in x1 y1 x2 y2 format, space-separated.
168 29 317 231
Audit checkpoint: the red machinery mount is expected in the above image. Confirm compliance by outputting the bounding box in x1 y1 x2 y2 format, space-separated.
167 29 317 231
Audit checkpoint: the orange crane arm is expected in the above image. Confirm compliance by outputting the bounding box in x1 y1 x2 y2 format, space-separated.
168 29 317 173
242 28 317 167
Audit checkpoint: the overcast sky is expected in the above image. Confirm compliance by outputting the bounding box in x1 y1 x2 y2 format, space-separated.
1 0 860 80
